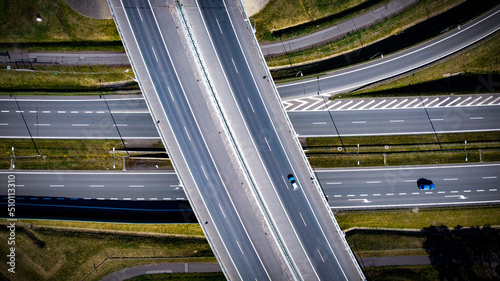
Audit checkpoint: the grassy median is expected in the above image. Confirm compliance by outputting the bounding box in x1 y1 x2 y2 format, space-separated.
335 206 500 230
0 64 138 93
0 139 172 170
306 132 500 168
1 132 498 170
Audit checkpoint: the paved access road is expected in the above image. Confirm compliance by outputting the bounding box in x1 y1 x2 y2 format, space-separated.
277 6 500 99
260 0 419 56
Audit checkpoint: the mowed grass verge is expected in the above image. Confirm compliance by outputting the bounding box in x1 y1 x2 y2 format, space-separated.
0 139 172 170
0 139 125 170
306 132 500 168
0 220 213 281
2 132 498 170
1 205 498 280
0 0 121 51
0 64 138 93
334 206 500 230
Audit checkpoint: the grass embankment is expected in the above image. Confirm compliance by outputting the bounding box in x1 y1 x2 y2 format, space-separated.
335 206 500 230
349 31 500 97
0 65 138 93
1 206 498 280
0 139 171 170
270 0 498 77
340 207 500 281
0 0 122 52
254 0 388 42
126 272 225 281
266 0 464 67
306 132 500 168
0 221 214 281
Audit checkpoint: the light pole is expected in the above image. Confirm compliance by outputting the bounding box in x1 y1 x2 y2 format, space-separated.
10 147 15 170
245 18 256 33
357 144 360 165
464 140 467 161
122 69 137 82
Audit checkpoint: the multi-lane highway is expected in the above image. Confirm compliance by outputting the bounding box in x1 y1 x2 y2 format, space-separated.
0 96 158 139
289 104 500 137
317 163 500 209
2 95 499 138
109 0 295 279
108 0 365 279
186 0 363 279
3 163 499 213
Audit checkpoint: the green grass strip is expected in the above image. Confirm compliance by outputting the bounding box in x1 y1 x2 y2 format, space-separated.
335 205 500 230
306 132 500 168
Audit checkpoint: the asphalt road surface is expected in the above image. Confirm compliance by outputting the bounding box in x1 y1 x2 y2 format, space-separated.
192 0 364 279
289 105 500 137
110 0 289 279
3 163 498 211
2 95 498 138
317 163 500 209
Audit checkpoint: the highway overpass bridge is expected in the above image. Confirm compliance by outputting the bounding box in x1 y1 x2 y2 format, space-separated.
107 0 364 280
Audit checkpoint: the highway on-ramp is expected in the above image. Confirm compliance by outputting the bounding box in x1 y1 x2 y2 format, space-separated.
277 6 500 99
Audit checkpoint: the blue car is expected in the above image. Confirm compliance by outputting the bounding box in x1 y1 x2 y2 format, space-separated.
417 178 435 190
287 174 299 190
